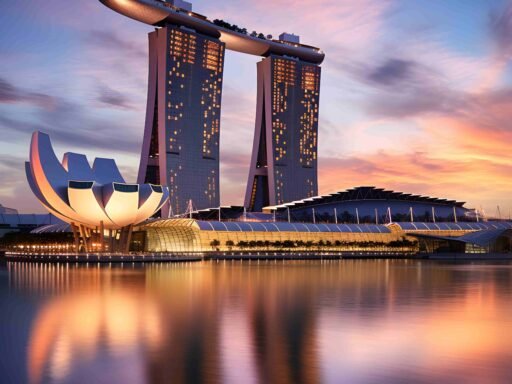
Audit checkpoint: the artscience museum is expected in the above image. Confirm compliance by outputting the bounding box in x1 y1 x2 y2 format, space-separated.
24 131 169 252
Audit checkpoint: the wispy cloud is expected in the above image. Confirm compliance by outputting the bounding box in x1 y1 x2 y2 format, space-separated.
0 77 141 154
367 59 417 86
84 30 147 59
0 77 56 110
490 3 512 60
96 84 133 109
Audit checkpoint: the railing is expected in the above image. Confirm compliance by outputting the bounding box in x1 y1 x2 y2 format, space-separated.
4 251 204 263
4 249 419 263
151 0 322 52
206 250 416 259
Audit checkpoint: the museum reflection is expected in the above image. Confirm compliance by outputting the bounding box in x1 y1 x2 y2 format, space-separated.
8 260 512 384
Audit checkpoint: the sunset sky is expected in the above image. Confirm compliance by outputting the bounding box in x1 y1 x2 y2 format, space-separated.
1 0 511 216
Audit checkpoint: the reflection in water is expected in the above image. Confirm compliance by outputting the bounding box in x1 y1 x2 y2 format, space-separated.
3 260 512 383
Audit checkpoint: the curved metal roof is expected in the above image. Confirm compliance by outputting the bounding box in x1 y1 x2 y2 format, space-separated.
31 223 71 234
266 186 467 211
196 221 390 233
409 229 512 248
457 229 512 247
394 221 512 231
99 0 325 64
0 213 62 227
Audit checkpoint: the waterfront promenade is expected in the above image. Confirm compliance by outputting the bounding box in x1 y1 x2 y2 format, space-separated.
5 250 512 263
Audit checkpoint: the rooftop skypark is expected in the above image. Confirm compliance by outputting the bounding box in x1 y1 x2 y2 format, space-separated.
100 0 324 63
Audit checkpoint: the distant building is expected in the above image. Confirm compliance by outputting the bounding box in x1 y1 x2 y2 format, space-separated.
0 213 62 238
263 186 474 224
0 204 18 215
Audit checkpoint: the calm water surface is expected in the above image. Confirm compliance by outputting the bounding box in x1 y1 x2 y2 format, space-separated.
1 259 512 384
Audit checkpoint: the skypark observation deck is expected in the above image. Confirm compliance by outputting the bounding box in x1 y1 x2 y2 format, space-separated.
99 0 325 64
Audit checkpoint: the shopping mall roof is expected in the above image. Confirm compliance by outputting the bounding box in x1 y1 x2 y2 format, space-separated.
410 228 512 248
31 223 71 234
394 221 512 232
146 219 391 233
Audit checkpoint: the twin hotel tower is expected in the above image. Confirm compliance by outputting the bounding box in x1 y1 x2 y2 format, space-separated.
111 0 324 216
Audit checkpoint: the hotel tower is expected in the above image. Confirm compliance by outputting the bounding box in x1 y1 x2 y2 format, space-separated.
100 0 324 214
244 48 321 211
138 25 225 216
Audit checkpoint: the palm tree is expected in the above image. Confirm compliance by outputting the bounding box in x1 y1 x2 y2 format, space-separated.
210 239 220 251
283 240 294 250
226 240 234 251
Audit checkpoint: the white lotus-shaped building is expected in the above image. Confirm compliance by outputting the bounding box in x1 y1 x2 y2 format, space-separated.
25 131 169 230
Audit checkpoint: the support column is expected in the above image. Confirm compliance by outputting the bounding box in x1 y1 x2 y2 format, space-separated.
125 225 134 254
71 222 80 252
79 224 89 252
99 221 105 252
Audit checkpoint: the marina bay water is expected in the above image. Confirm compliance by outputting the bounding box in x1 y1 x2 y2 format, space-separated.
1 259 512 383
